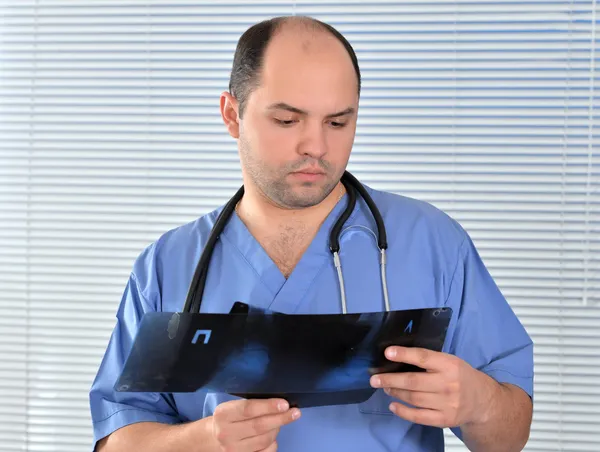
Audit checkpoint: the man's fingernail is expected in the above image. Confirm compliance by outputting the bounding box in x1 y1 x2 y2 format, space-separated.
386 347 397 358
291 408 301 420
278 401 289 412
371 376 381 387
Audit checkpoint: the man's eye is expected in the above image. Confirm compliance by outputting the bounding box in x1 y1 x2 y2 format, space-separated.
274 118 296 126
330 121 347 128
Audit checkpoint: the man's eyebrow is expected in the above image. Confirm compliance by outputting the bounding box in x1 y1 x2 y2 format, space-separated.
268 103 307 115
326 107 355 119
267 103 355 118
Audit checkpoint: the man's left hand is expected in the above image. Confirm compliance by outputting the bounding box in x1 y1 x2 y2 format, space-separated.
370 346 499 428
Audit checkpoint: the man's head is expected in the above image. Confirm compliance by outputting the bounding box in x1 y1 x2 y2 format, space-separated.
220 16 361 209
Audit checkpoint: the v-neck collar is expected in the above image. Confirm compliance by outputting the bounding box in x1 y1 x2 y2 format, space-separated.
221 190 360 313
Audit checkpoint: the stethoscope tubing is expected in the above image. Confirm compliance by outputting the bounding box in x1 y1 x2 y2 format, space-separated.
183 171 389 315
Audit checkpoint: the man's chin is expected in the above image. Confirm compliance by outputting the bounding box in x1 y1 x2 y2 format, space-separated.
285 187 335 209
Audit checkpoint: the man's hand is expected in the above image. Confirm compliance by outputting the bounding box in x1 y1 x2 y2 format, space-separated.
370 346 498 428
211 398 301 452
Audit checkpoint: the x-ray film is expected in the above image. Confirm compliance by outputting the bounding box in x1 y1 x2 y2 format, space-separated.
115 305 452 408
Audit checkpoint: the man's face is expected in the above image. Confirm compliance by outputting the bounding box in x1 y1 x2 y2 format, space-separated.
237 28 359 209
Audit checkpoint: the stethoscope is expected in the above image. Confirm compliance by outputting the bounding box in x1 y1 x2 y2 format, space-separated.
182 170 390 315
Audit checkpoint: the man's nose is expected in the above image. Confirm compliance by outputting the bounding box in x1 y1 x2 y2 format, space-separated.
298 122 328 159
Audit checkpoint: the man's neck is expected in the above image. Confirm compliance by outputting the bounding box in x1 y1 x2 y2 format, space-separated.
235 181 345 277
235 181 345 232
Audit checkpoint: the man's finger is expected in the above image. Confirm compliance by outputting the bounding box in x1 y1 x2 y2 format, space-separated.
384 388 442 410
215 398 290 423
383 346 447 372
370 371 444 393
262 440 279 452
234 408 301 440
389 401 446 428
234 428 279 451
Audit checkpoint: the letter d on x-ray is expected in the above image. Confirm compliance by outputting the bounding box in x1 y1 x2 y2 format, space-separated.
192 329 212 344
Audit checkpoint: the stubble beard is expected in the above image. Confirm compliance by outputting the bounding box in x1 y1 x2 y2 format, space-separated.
239 136 339 209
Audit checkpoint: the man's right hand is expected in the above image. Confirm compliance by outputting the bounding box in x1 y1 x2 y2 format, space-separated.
211 398 301 451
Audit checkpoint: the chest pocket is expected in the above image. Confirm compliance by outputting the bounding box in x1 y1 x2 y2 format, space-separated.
359 388 395 415
355 272 444 416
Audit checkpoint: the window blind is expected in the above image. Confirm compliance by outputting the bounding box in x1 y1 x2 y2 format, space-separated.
0 1 598 451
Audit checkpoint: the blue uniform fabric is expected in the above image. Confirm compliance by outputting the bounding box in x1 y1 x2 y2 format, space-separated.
89 185 534 451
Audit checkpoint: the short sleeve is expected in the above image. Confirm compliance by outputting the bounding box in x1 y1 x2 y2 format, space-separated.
443 234 534 441
88 269 181 449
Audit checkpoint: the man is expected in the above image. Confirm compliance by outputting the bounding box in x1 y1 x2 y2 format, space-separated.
90 16 533 452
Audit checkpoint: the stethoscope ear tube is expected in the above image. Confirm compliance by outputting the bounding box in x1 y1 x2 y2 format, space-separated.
331 172 390 314
182 186 244 314
341 171 387 250
329 174 356 253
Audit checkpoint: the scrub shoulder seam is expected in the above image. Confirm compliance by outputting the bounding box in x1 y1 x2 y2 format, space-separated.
93 407 180 425
443 234 469 307
130 271 157 312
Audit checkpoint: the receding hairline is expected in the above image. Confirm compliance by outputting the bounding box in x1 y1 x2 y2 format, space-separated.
257 17 359 87
228 15 361 118
273 15 335 35
267 16 348 52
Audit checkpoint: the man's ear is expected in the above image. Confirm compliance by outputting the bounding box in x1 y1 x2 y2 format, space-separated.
220 92 240 138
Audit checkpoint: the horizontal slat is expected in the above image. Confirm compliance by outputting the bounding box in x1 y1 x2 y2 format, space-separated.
1 125 599 137
0 0 593 7
0 194 596 207
0 172 597 185
0 40 596 55
2 116 599 129
0 8 595 21
1 267 598 287
2 293 598 311
0 108 596 119
0 2 594 14
1 27 597 43
1 67 598 78
0 22 595 35
1 26 594 39
1 135 598 147
1 252 597 269
0 242 595 258
2 42 596 56
0 145 596 155
1 98 597 111
2 62 598 73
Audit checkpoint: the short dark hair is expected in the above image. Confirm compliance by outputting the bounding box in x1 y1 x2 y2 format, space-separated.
228 16 361 118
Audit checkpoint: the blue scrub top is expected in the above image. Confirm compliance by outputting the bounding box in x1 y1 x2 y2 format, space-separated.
89 184 533 451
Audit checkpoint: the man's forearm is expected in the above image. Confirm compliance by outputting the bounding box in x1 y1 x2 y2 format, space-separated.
96 416 218 452
461 378 533 452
